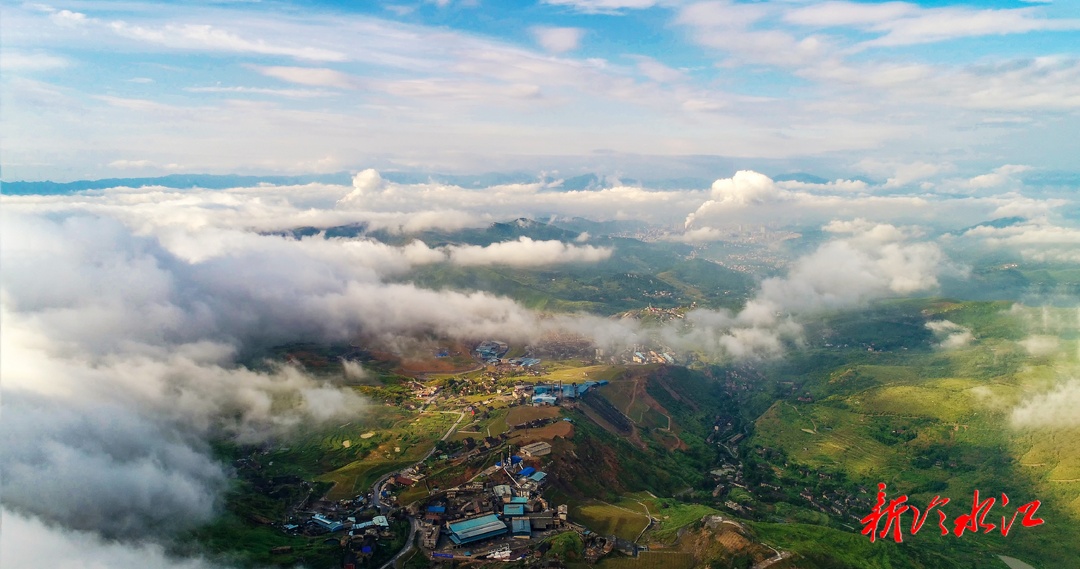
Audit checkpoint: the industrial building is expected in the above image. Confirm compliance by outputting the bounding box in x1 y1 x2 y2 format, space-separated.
530 380 608 405
447 514 508 546
519 441 552 457
532 393 558 405
511 518 532 537
474 340 509 364
311 514 343 532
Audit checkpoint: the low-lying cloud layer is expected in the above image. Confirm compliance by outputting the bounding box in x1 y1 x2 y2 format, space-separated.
1 510 225 569
671 220 955 359
1 166 1074 565
925 320 975 350
1011 379 1080 429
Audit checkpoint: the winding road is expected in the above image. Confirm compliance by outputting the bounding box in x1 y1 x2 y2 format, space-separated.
371 410 466 565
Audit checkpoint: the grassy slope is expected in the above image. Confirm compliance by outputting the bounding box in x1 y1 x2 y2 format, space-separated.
749 300 1079 568
385 221 755 315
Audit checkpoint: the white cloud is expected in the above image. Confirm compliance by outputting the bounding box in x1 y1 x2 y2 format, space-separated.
1011 379 1080 429
676 1 828 68
669 220 953 359
631 55 685 83
531 26 586 54
926 319 975 350
256 65 356 88
1 509 228 569
109 21 347 61
861 5 1080 48
0 51 70 71
446 236 612 266
184 85 335 98
966 164 1032 189
1019 335 1061 356
960 220 1080 262
683 170 943 230
49 9 87 27
339 168 387 203
542 0 660 14
785 2 919 28
855 159 951 188
785 1 1080 48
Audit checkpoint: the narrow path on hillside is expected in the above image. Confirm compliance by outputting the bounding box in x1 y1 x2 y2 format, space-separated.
635 501 653 544
751 549 793 569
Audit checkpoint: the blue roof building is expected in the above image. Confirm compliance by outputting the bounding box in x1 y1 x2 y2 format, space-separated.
447 514 508 546
518 466 536 477
312 514 343 532
532 393 558 405
503 504 525 517
511 518 531 536
426 506 446 514
509 496 529 504
528 471 548 483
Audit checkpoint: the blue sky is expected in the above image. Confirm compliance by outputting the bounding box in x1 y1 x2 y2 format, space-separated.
2 0 1078 182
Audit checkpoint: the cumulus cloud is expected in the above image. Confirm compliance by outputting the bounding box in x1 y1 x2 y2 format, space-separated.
683 170 927 229
1011 379 1080 429
678 169 1064 236
0 206 533 559
926 319 975 350
667 220 953 359
338 168 387 204
966 164 1032 189
1 509 228 569
446 236 612 266
960 220 1080 263
1 390 228 538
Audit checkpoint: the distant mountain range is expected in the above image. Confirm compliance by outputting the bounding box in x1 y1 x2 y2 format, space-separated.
1 171 723 195
5 168 1079 197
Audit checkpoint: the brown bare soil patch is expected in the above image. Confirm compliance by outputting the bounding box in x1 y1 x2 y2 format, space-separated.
506 405 561 426
510 421 574 443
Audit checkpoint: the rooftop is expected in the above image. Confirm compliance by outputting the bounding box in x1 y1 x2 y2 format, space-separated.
511 518 532 534
447 514 508 545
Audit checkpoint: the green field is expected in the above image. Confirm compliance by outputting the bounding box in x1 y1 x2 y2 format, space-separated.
747 301 1080 567
574 500 652 541
647 501 719 543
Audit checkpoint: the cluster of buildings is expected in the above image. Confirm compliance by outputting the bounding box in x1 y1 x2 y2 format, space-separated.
474 341 509 364
413 455 569 556
526 380 609 405
630 350 675 365
279 493 388 536
475 340 545 370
